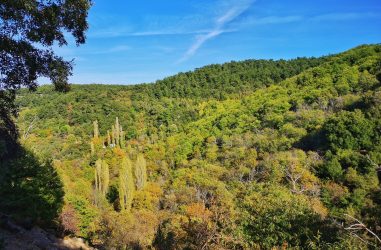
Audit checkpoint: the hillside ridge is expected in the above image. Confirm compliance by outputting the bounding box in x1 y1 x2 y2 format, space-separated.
1 43 380 249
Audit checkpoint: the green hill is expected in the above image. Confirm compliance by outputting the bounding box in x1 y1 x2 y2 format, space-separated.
137 56 328 99
1 44 381 249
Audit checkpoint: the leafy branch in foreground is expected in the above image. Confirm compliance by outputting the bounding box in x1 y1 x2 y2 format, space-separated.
0 0 92 138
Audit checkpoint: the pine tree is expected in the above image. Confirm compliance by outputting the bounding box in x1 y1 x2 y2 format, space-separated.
119 156 135 211
93 120 99 138
135 153 147 190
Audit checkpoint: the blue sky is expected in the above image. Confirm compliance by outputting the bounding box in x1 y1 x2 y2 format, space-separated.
47 0 381 85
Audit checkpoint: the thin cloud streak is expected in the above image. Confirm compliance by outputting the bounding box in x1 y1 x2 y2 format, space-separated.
90 29 211 38
180 30 225 63
250 15 302 25
310 12 379 21
234 12 378 30
178 0 255 63
91 45 131 54
230 15 302 31
89 11 377 39
130 30 210 37
177 8 376 63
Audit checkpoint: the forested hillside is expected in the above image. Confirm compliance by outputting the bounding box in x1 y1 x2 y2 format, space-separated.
1 44 381 249
135 56 328 100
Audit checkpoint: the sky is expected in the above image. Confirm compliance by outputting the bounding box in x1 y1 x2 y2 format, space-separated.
44 0 381 85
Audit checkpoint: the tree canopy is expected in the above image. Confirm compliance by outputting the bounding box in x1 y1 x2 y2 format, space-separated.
0 0 91 139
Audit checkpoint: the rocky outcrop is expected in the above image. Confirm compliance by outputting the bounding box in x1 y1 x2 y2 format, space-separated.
0 214 93 250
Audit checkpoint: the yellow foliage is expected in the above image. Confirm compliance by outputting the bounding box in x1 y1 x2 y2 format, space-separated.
99 209 159 248
133 183 162 210
185 203 212 222
112 147 125 157
310 198 328 218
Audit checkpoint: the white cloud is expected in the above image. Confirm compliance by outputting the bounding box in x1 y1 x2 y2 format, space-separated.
178 0 255 63
179 30 225 63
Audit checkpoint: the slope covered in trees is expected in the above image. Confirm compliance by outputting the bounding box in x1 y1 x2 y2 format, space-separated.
1 44 381 249
133 56 328 100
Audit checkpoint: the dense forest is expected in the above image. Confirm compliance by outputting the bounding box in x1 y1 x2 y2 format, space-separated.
1 44 381 249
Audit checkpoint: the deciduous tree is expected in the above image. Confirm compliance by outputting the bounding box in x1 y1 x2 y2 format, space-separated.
119 156 135 211
135 153 147 190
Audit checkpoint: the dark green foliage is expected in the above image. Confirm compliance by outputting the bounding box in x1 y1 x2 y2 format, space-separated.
0 148 64 225
323 157 344 181
106 185 120 210
142 57 328 100
323 110 374 152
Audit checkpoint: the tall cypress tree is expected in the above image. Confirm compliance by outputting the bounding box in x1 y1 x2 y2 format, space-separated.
119 156 135 211
135 153 147 190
